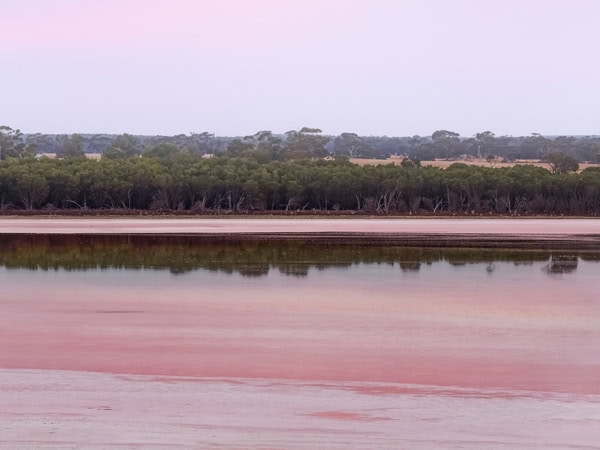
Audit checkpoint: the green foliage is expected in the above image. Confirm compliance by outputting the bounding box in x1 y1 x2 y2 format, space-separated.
333 132 374 158
282 128 330 160
544 151 579 174
10 126 600 163
400 158 421 169
143 143 184 159
0 127 600 215
1 138 600 215
0 126 25 160
104 133 141 159
58 134 86 158
431 130 461 159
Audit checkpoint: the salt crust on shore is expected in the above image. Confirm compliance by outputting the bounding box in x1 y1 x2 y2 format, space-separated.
1 369 599 450
0 218 599 238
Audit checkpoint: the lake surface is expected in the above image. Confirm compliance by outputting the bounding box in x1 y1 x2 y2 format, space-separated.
1 236 599 449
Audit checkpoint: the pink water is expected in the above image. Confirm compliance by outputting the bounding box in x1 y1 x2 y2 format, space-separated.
1 252 599 448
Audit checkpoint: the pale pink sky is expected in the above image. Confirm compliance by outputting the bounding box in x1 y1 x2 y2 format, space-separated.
2 0 599 136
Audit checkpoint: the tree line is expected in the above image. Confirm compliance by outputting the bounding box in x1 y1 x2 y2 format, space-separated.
2 125 600 163
1 154 599 215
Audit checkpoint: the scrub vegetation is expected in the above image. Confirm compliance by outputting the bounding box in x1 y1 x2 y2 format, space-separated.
1 126 599 215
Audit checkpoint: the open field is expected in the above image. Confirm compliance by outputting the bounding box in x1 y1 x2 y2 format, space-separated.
39 153 600 172
350 156 600 172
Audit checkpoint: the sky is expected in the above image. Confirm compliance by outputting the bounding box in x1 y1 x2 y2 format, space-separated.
2 0 600 137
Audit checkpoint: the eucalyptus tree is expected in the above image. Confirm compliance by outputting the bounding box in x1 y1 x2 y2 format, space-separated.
333 132 373 158
103 133 142 159
431 130 461 159
544 151 579 174
0 126 25 160
475 131 497 159
58 134 86 158
3 160 49 209
282 127 330 159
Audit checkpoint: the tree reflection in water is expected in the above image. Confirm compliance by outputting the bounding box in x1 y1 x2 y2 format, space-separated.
542 255 579 275
0 235 596 277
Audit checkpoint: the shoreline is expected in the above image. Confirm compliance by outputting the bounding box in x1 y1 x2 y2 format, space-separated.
1 210 599 218
3 369 596 449
1 218 599 249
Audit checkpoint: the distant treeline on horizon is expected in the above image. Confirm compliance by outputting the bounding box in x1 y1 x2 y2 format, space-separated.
2 125 600 163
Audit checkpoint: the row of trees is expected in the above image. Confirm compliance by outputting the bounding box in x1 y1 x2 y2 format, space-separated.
3 125 600 162
0 127 226 159
1 155 599 214
413 130 600 163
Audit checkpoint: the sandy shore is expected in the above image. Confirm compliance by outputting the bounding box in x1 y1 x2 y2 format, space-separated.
0 218 599 248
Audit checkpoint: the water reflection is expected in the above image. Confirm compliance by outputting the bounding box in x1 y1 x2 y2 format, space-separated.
542 255 579 275
399 262 421 272
0 235 597 277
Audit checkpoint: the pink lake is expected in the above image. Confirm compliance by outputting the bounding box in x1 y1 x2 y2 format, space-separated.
0 235 599 448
